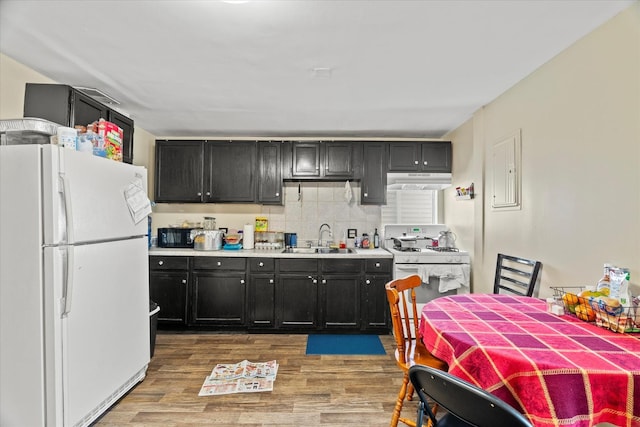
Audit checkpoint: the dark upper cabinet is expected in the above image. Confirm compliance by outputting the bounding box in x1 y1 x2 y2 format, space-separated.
361 142 387 205
207 141 256 202
257 141 282 205
108 110 134 164
291 142 321 177
154 140 205 203
154 140 257 203
23 83 135 164
388 141 451 172
286 141 361 180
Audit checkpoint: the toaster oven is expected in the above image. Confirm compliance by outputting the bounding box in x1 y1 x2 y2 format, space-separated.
157 227 195 248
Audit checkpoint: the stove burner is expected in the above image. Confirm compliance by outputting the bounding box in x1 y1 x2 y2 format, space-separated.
425 247 459 253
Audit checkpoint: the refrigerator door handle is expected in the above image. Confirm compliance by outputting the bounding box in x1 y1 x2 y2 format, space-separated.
59 172 75 244
61 245 74 317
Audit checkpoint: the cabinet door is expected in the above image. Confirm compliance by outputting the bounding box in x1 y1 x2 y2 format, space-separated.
362 274 391 330
278 274 318 328
154 140 204 203
108 110 134 164
257 141 282 204
324 142 353 177
421 142 451 172
24 83 74 126
388 142 421 171
206 141 256 202
321 275 360 329
291 142 321 177
361 142 387 205
72 91 109 127
249 275 276 328
149 271 189 325
192 272 246 325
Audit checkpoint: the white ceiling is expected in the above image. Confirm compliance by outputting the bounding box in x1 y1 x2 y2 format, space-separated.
0 0 634 138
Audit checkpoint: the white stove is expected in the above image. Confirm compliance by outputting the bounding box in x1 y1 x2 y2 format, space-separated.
384 224 471 327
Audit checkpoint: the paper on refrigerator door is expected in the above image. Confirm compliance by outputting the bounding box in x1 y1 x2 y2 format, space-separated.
124 176 151 224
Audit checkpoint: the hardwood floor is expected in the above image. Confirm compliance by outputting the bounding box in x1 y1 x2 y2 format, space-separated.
94 332 423 427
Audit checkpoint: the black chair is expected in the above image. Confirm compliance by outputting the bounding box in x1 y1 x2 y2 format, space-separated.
409 365 533 427
493 253 542 297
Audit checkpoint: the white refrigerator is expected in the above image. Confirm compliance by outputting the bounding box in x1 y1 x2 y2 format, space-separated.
0 144 151 426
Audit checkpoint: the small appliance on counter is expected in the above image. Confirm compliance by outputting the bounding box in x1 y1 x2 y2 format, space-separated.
191 229 224 251
157 227 196 248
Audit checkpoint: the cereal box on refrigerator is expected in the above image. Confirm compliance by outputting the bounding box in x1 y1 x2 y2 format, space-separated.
97 119 123 162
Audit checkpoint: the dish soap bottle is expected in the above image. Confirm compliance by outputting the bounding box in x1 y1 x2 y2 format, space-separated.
373 228 380 248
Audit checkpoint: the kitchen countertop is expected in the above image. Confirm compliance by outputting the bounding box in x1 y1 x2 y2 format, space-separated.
148 247 393 259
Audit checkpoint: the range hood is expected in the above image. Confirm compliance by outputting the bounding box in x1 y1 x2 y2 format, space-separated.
386 172 452 190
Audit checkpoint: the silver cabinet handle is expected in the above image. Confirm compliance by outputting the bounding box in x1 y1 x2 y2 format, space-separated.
365 279 371 285
275 192 280 197
217 261 221 266
414 160 419 165
206 191 211 196
240 279 245 284
322 279 327 284
313 279 318 284
364 193 368 197
423 161 428 165
259 262 264 267
375 262 380 268
181 279 187 284
197 192 202 196
269 279 274 284
158 260 164 265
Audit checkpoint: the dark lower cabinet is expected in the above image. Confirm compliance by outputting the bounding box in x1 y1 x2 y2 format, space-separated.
362 274 391 329
279 275 319 328
278 258 319 328
249 276 276 328
151 255 391 332
149 256 190 326
321 274 361 329
192 257 247 326
362 259 392 330
321 259 363 329
193 273 246 325
248 258 276 328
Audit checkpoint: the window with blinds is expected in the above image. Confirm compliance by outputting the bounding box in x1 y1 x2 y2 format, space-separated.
381 190 439 224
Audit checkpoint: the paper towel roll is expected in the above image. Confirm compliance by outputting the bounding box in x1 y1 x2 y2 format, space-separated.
243 223 255 249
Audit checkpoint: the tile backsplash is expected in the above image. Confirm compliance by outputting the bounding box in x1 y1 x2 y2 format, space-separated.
151 181 381 246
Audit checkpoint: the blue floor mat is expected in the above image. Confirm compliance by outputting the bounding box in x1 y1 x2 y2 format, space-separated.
306 334 386 355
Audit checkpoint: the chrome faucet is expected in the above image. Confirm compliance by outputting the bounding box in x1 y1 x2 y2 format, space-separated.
318 223 332 246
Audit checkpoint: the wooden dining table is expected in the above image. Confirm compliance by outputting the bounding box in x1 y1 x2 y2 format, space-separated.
419 294 640 427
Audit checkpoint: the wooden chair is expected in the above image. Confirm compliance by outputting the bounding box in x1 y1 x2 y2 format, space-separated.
493 254 542 297
386 275 448 427
409 364 533 427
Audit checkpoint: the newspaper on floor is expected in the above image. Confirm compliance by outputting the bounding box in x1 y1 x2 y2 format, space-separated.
198 360 278 396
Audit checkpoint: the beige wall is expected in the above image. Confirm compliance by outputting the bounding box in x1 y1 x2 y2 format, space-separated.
445 3 640 298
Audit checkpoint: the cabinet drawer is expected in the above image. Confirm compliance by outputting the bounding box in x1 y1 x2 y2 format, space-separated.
193 257 246 271
279 258 318 272
249 258 275 272
365 259 392 273
149 256 189 270
321 259 363 274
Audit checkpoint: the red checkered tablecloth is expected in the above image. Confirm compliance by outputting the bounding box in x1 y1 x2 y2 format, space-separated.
419 294 640 427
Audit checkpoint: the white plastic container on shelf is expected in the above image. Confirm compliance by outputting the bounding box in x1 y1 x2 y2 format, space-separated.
56 126 77 150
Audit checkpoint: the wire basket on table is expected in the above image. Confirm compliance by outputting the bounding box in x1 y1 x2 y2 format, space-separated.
551 286 640 334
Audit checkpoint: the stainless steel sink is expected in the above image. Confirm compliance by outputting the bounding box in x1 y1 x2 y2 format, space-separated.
315 247 355 254
281 247 355 254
